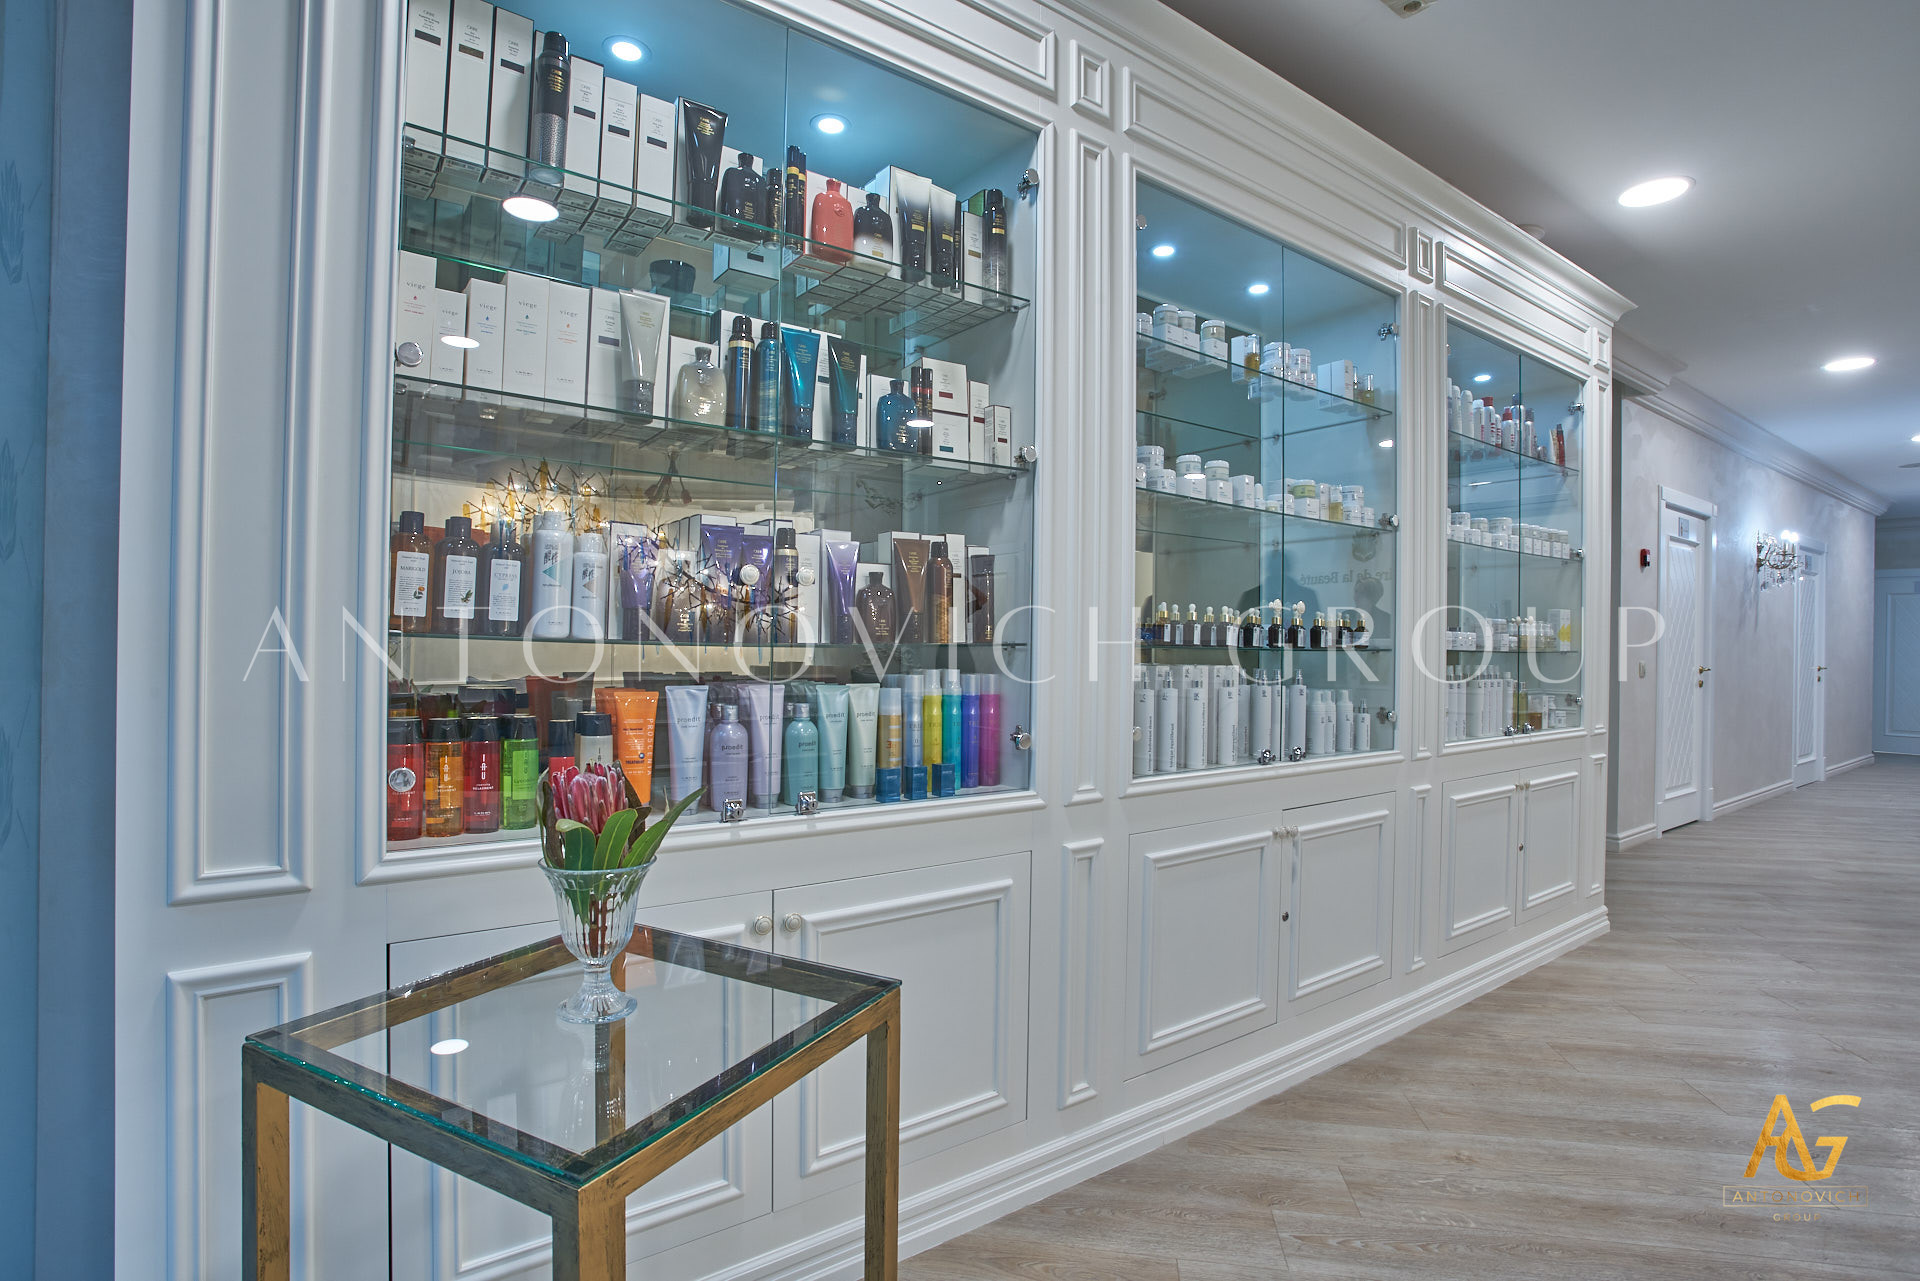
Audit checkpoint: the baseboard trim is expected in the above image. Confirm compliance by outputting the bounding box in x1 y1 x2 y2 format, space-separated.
731 908 1612 1281
1712 778 1793 819
1606 823 1657 852
1825 754 1875 777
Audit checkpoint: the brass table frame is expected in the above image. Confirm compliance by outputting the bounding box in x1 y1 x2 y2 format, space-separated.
242 927 902 1281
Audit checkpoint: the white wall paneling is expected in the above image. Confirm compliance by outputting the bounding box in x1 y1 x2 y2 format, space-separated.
1519 765 1581 917
1058 839 1104 1108
1438 774 1520 952
1281 796 1395 1012
1406 784 1432 972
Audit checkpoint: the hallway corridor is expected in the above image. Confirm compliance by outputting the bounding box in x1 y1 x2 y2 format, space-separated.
905 758 1920 1279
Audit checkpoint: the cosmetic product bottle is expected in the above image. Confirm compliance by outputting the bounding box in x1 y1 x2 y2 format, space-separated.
570 529 607 641
1199 607 1216 648
785 145 808 238
926 541 954 644
679 100 726 229
1335 611 1353 648
876 687 903 803
977 673 1002 787
478 515 525 637
912 366 935 424
810 177 854 262
543 715 577 776
706 703 749 815
1239 608 1259 650
919 671 942 770
528 31 570 183
1263 600 1282 649
1181 674 1208 771
424 717 465 838
752 321 781 433
386 718 425 842
827 339 861 444
1309 612 1327 650
779 328 821 439
853 191 893 264
724 315 754 431
672 345 726 424
390 511 433 634
1210 668 1233 766
1335 692 1354 754
1250 678 1272 761
1152 667 1179 772
1154 602 1173 644
1285 674 1308 760
961 674 982 788
770 528 801 642
1354 702 1372 753
813 684 849 802
432 516 482 636
782 701 820 806
1185 603 1200 646
981 188 1008 297
940 669 962 794
461 716 502 834
574 711 616 771
1134 672 1156 777
759 162 781 245
720 151 762 236
1304 692 1329 757
877 379 917 453
901 673 926 800
501 715 539 829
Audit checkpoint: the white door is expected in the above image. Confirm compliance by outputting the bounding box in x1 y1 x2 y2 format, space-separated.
1656 496 1712 831
1792 548 1826 785
1874 569 1920 754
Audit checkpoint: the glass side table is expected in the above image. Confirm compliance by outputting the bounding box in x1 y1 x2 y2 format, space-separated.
242 925 902 1280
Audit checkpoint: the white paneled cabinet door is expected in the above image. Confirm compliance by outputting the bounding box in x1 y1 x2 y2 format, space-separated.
770 854 1030 1208
1125 821 1282 1077
1438 773 1519 955
387 893 777 1280
1518 765 1581 918
1280 795 1395 1013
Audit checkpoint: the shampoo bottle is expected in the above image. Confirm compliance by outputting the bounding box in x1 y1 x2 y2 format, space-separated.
876 687 903 803
877 379 917 452
390 510 433 634
784 145 808 238
528 31 570 182
1284 674 1308 760
853 191 893 263
570 529 608 641
1354 702 1373 753
1182 674 1208 771
855 571 896 644
707 704 749 814
724 315 754 431
1155 667 1180 773
961 673 982 788
811 178 854 262
673 345 726 424
977 674 1002 787
941 669 962 794
782 701 820 806
432 516 482 636
528 511 573 639
1336 691 1354 753
479 515 525 637
1134 672 1156 776
501 715 539 830
752 321 781 433
719 152 762 235
461 717 502 835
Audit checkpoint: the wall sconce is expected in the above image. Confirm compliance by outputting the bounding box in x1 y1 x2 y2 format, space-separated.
1755 529 1800 590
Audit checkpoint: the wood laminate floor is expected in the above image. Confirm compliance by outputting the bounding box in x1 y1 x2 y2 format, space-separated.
904 756 1920 1280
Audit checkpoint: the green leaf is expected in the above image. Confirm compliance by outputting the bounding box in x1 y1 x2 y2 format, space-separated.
556 819 598 872
621 787 704 869
594 809 638 871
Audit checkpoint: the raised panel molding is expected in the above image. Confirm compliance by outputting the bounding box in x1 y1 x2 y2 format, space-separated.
1070 40 1109 120
1521 767 1582 913
169 0 318 904
1287 807 1393 1004
823 0 1056 96
1067 131 1112 808
1408 783 1432 972
1440 778 1518 948
1438 240 1593 368
1059 839 1102 1108
1411 229 1436 283
167 953 312 1281
1129 830 1279 1070
1122 68 1405 273
1586 753 1608 897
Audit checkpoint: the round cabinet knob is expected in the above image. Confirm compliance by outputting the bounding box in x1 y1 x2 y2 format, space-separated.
782 913 804 933
1015 444 1039 466
751 915 773 936
394 340 424 368
1009 726 1032 751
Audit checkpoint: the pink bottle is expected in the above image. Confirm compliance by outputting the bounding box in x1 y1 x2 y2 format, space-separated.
810 178 854 263
977 674 1002 787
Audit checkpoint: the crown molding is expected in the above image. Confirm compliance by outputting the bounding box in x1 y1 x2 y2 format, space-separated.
1629 376 1889 518
1611 329 1687 398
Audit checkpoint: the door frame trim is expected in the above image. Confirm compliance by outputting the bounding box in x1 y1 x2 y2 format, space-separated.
1791 539 1827 786
1655 486 1716 829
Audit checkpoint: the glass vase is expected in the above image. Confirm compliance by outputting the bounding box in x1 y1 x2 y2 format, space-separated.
540 864 651 1024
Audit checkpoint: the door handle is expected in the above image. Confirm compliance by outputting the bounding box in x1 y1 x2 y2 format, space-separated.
1697 666 1711 674
1815 665 1828 672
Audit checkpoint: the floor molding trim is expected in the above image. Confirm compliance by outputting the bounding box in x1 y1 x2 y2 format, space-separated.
1825 754 1875 778
1711 778 1793 819
727 908 1612 1281
1606 823 1657 853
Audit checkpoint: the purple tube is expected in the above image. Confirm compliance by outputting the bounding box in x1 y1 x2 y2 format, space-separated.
977 674 1001 787
961 674 981 788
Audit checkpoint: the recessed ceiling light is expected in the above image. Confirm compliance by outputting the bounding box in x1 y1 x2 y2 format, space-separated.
1246 281 1270 296
1150 243 1175 259
1911 434 1920 443
440 334 479 349
1378 439 1394 449
606 37 645 62
1822 355 1875 373
502 194 559 223
812 114 847 135
429 1038 469 1056
1473 373 1492 384
1618 176 1693 208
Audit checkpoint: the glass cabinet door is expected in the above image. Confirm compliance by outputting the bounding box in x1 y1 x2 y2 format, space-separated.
1132 180 1399 778
387 0 1039 850
1442 323 1584 742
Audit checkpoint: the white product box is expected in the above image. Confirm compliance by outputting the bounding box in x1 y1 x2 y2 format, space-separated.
967 380 989 463
988 404 1012 467
394 250 437 371
928 413 967 461
481 7 532 190
441 0 493 179
797 530 824 639
586 287 624 409
544 281 590 403
1317 359 1359 399
590 77 637 231
430 288 468 383
867 165 932 282
908 355 967 416
558 57 603 222
501 271 548 398
462 278 505 390
859 372 889 450
961 211 986 304
712 240 779 289
634 95 675 214
402 0 451 168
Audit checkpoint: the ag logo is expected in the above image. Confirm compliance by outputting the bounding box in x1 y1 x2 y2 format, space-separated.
1744 1094 1859 1182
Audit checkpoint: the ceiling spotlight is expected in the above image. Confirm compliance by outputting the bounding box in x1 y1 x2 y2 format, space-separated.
812 114 847 135
1150 243 1175 259
606 37 645 62
1618 176 1693 208
1473 373 1492 384
1910 434 1920 443
502 194 559 223
440 334 479 349
1246 281 1270 296
1378 439 1395 449
429 1038 469 1056
1822 355 1875 373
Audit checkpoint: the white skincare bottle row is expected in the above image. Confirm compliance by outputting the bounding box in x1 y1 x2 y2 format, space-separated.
1445 673 1517 741
1133 665 1376 776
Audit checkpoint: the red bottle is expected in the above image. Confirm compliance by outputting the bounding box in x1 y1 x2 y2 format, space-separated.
386 718 425 841
810 178 854 264
463 716 503 834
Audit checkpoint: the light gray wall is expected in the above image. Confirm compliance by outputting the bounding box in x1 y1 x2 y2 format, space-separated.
1609 397 1876 840
1875 517 1920 571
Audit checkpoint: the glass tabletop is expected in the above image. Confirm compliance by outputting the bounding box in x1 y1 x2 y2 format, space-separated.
246 925 897 1184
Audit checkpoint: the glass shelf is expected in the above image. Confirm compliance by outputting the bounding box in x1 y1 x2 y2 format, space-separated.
1134 334 1390 433
1447 429 1577 478
1136 488 1389 551
389 631 1023 683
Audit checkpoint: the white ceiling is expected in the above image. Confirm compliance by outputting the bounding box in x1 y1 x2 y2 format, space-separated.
1157 0 1920 514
